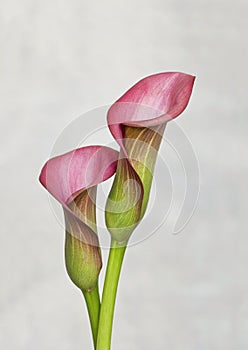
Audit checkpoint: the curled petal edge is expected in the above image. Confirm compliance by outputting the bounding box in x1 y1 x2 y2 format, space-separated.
107 72 195 145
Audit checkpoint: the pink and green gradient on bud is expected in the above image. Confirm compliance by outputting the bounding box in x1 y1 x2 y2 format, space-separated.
39 146 118 291
106 72 195 243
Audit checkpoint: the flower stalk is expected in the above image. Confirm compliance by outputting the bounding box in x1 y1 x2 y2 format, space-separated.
83 286 101 348
97 240 126 350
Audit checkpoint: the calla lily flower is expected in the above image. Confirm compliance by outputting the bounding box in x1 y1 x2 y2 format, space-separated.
39 146 118 291
39 72 196 350
105 72 195 243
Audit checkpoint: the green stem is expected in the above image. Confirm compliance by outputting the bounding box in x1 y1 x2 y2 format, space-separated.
83 284 101 349
97 239 126 350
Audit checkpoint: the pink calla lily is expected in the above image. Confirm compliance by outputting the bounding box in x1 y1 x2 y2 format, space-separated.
39 146 118 206
39 72 196 349
108 72 195 144
105 72 195 243
39 146 118 290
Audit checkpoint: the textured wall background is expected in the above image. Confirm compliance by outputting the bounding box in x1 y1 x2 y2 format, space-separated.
0 0 247 349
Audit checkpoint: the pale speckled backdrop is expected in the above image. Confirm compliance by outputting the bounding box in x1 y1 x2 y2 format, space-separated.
0 0 247 349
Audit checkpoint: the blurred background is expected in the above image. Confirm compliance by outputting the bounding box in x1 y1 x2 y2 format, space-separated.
0 0 247 349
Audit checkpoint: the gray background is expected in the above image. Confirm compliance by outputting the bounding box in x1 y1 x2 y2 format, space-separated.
0 0 247 349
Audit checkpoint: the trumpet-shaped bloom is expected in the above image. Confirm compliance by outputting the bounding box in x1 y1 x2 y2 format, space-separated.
39 146 118 290
106 72 195 243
